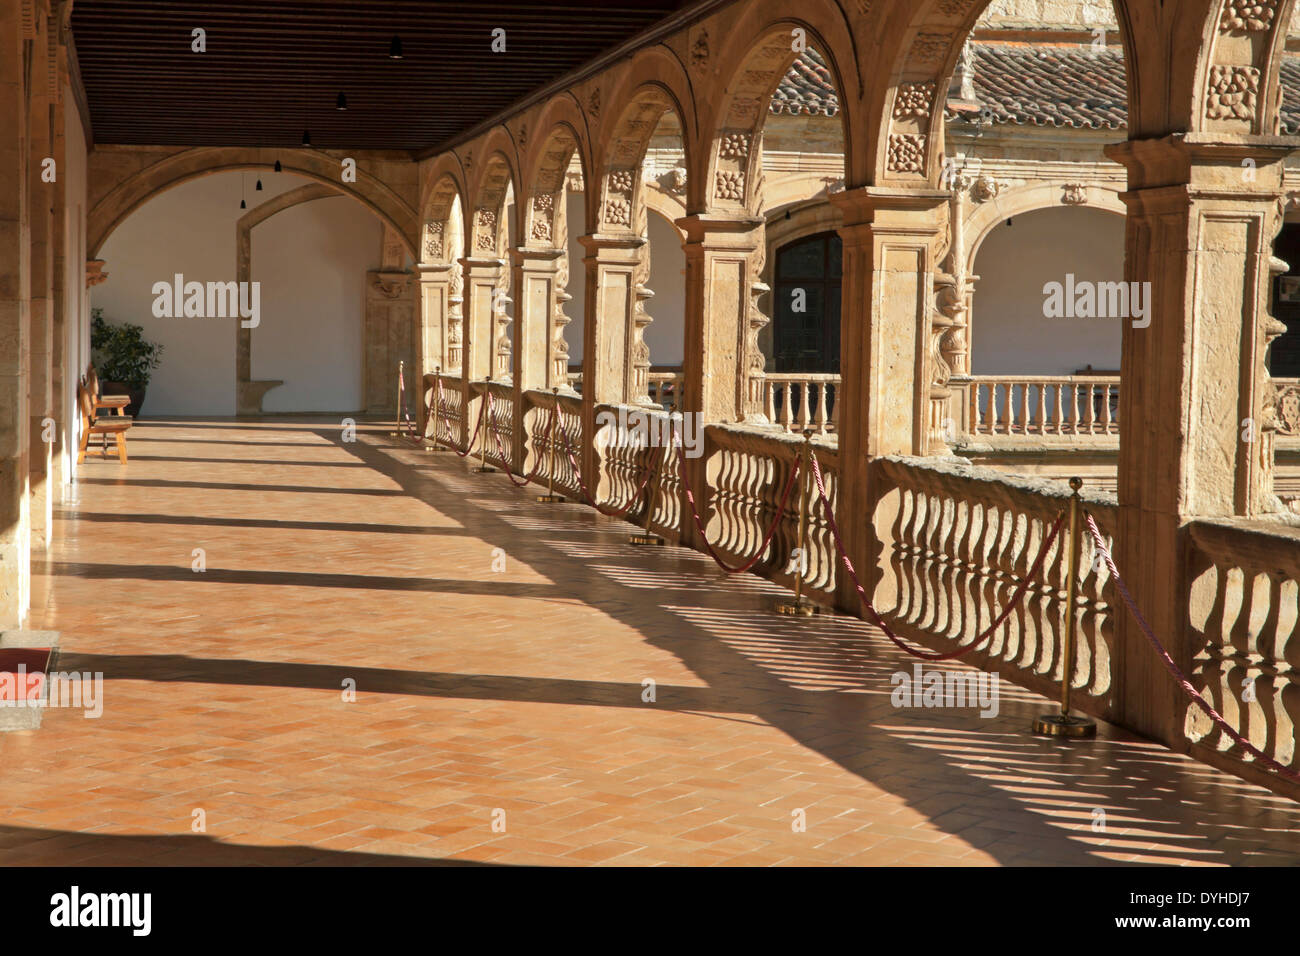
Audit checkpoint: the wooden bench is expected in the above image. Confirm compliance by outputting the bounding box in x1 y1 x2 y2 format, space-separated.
86 364 131 418
77 382 132 464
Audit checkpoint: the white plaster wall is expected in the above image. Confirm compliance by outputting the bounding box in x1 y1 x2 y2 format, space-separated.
95 170 381 415
645 208 685 368
252 195 382 412
970 205 1124 375
62 87 88 482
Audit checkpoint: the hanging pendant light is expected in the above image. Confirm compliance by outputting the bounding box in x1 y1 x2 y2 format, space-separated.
302 129 312 147
388 36 403 59
240 199 247 209
274 159 282 172
255 178 263 191
336 92 348 111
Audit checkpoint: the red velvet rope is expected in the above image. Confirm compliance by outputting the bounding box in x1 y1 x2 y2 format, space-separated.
675 435 803 575
555 416 656 519
1084 513 1300 784
810 452 1066 661
488 393 533 488
433 376 488 459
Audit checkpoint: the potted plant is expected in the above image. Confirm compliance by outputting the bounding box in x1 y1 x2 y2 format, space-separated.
90 308 164 417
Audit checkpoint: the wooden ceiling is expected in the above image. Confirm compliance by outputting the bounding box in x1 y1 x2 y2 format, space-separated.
70 0 699 153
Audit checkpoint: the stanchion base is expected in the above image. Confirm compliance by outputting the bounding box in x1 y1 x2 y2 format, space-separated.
629 532 665 546
536 494 566 503
474 466 497 474
426 442 448 453
1032 712 1097 738
774 598 820 617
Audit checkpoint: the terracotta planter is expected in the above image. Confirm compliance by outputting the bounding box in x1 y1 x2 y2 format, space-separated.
103 382 147 418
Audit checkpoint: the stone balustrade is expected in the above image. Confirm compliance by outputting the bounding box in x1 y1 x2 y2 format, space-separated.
764 374 839 434
871 457 1119 716
521 388 584 500
967 375 1120 438
1186 519 1300 778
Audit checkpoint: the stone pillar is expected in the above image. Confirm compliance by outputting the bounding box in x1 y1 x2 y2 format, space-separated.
416 262 452 436
830 186 948 612
674 215 764 547
0 1 32 627
28 19 55 549
578 234 642 489
1106 135 1294 744
511 247 563 463
362 270 415 416
48 11 69 497
460 256 505 447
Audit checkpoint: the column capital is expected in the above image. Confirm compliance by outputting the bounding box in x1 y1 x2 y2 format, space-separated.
509 246 565 268
577 233 645 255
1105 133 1295 192
417 261 455 279
830 186 949 232
459 256 506 277
673 213 763 247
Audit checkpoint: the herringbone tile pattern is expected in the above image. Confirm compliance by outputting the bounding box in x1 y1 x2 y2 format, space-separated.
5 418 1298 866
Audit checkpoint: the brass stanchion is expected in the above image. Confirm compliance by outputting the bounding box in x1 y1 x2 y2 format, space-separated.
474 377 497 473
774 430 820 617
427 365 447 452
536 387 566 503
1033 476 1097 738
390 360 405 438
629 401 669 546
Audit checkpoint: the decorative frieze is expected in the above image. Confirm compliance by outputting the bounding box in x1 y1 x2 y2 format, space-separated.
1206 64 1260 122
887 133 926 174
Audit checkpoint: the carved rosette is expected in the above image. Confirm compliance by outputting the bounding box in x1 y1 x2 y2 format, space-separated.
474 207 498 253
1220 0 1277 33
887 134 926 175
530 193 555 243
602 168 634 230
1206 64 1260 122
715 131 751 207
424 221 444 260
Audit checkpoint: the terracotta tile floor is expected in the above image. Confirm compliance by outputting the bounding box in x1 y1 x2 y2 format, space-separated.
6 417 1300 866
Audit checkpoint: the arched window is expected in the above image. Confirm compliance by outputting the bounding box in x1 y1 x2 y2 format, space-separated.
773 231 841 373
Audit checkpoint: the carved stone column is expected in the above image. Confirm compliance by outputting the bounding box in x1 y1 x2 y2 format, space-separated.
460 256 505 450
1106 134 1294 744
830 186 948 613
27 18 55 549
416 262 453 436
0 1 32 627
511 246 564 462
675 214 764 547
363 270 415 416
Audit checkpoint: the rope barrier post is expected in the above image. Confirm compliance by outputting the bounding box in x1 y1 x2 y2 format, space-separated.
536 387 566 503
1033 476 1097 739
774 429 820 617
629 400 669 547
474 376 498 474
390 360 404 438
427 365 447 452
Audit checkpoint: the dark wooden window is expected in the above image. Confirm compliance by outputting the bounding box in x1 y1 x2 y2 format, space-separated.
773 231 842 373
1273 224 1300 378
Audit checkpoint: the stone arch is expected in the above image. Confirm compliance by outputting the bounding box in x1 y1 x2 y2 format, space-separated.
1197 0 1300 136
420 153 468 267
88 146 418 260
871 0 1138 185
595 82 691 237
523 96 592 247
467 129 522 258
703 11 856 217
963 183 1126 277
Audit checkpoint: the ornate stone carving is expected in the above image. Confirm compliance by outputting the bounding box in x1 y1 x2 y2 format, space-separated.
1274 383 1300 436
565 169 585 193
887 133 926 174
530 193 554 242
587 87 601 119
691 28 709 69
894 81 936 119
668 167 687 195
971 174 1003 202
608 169 634 194
372 274 410 299
423 221 444 260
936 0 978 14
475 208 498 252
910 33 949 66
603 198 631 226
1062 183 1088 205
715 170 745 201
720 132 750 160
1220 0 1277 33
1206 65 1260 122
85 259 109 288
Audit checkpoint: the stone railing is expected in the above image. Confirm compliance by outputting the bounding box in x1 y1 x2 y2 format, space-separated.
968 375 1120 437
477 379 516 472
593 404 675 525
1186 518 1300 778
521 388 584 500
764 373 839 434
426 373 465 446
565 368 679 408
870 457 1119 716
705 425 839 598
